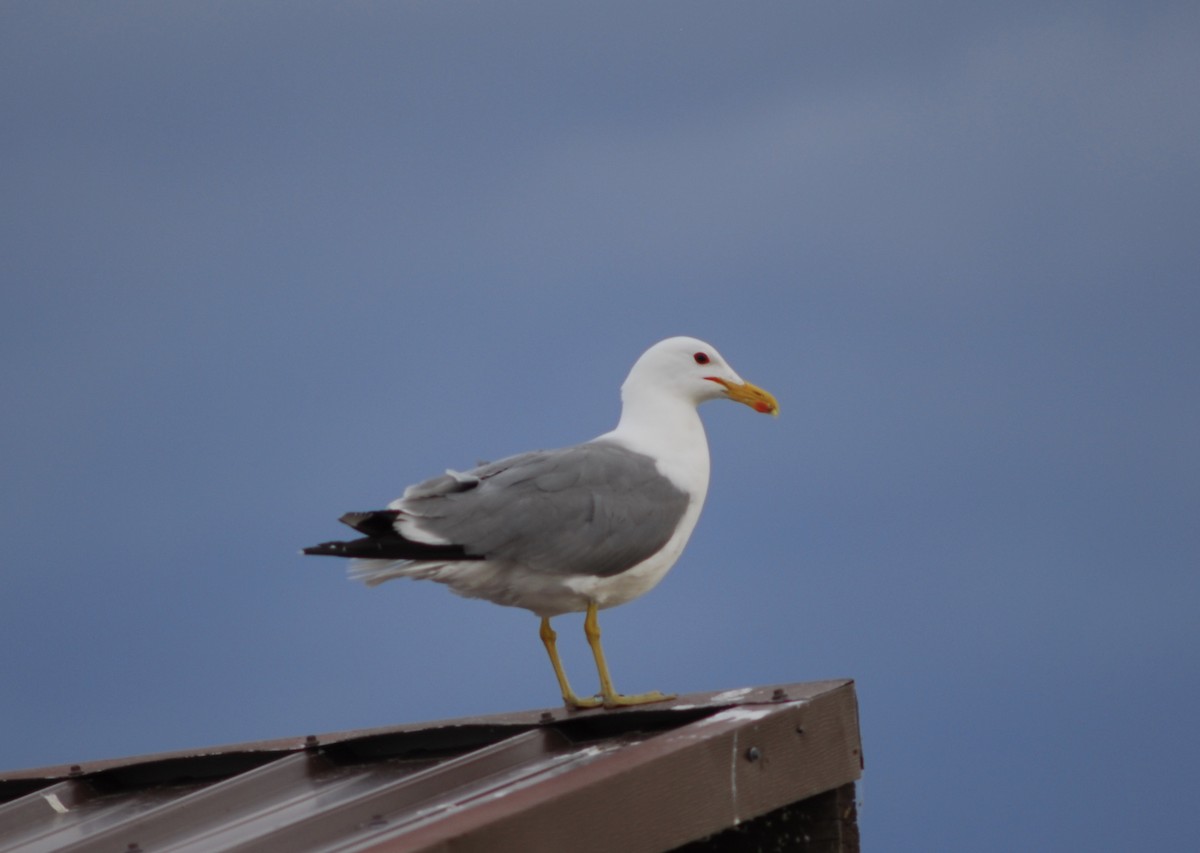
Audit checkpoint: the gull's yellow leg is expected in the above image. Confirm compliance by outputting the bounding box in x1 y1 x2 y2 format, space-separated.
540 617 602 709
583 601 675 708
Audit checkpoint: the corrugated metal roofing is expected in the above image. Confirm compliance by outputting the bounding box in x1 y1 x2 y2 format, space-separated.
0 680 861 853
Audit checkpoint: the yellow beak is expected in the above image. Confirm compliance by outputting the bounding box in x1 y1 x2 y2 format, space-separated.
708 377 780 416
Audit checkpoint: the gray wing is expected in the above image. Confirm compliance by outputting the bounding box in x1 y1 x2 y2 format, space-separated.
396 440 690 577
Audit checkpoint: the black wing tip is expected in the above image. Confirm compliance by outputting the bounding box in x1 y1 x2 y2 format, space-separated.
302 534 484 562
302 540 352 557
339 510 402 536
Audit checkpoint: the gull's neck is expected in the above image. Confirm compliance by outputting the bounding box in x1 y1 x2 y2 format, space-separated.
598 387 711 498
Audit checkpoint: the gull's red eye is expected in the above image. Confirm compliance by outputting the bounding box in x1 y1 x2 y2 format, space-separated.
693 352 710 365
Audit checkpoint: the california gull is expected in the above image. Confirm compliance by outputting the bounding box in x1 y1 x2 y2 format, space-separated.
303 336 778 709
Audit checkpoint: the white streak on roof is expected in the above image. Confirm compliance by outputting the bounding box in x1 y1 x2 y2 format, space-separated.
709 687 754 703
693 707 774 726
43 793 69 814
730 728 740 825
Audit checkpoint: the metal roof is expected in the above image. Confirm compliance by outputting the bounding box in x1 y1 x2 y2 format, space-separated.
0 680 861 852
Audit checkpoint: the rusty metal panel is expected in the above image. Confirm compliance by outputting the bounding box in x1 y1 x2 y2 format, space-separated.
0 680 861 853
0 775 209 853
205 729 592 852
0 780 97 852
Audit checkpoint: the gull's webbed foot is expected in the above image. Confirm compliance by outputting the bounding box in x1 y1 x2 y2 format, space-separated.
600 689 675 709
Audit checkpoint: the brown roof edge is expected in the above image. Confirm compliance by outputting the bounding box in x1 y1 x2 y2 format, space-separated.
0 679 855 793
383 679 863 853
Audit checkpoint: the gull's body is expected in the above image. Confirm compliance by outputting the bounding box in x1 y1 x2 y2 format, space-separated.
304 336 778 708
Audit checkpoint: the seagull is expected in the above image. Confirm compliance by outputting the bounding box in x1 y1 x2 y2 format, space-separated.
303 336 778 709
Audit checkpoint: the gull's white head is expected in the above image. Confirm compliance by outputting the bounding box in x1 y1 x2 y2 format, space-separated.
622 336 779 415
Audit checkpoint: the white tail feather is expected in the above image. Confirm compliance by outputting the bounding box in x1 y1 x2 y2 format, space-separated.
347 558 449 587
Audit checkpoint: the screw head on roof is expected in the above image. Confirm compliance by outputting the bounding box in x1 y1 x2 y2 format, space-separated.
772 688 787 700
540 712 555 723
745 746 761 762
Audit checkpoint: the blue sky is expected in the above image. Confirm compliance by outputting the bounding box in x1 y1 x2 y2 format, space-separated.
2 3 1197 849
